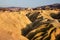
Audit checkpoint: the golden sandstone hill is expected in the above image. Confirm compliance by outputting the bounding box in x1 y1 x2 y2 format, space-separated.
0 4 60 40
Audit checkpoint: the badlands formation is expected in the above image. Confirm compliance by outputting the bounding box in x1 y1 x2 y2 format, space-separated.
0 4 60 40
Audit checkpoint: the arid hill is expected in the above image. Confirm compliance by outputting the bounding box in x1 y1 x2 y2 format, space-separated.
0 3 60 40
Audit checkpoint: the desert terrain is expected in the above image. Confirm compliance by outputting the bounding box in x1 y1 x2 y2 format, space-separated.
0 3 60 40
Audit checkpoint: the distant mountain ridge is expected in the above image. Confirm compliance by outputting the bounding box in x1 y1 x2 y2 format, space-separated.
0 3 60 11
33 3 60 10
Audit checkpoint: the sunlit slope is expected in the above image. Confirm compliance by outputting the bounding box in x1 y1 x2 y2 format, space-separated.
0 12 31 40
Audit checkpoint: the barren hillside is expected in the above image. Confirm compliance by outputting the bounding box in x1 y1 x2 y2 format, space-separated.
0 3 60 40
0 11 31 40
